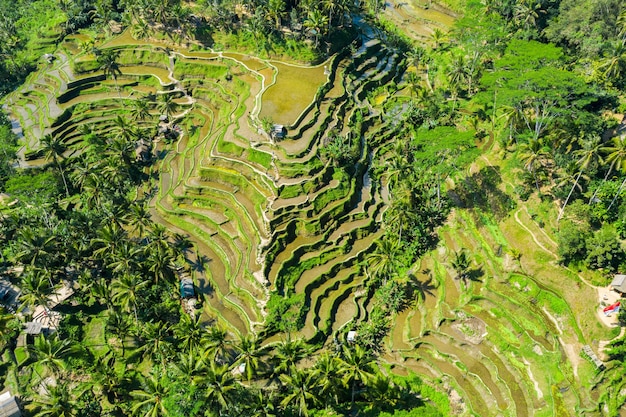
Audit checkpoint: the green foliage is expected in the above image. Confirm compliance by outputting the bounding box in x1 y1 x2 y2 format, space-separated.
544 0 622 57
4 171 60 203
556 220 591 265
265 293 305 333
0 121 18 189
585 224 625 271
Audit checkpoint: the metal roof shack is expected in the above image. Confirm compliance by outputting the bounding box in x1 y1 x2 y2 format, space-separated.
610 274 626 294
180 278 195 299
24 322 43 335
270 125 286 140
0 391 21 417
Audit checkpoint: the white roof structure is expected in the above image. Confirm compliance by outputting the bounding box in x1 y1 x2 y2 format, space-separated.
0 391 21 417
610 274 626 293
347 331 357 342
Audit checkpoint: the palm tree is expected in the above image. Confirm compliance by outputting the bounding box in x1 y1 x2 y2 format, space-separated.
92 354 129 402
137 321 174 366
558 136 604 221
130 96 152 121
41 134 70 197
172 350 207 384
304 10 328 49
234 334 266 381
28 334 75 380
19 269 54 313
111 273 149 324
279 368 318 416
92 223 127 261
14 228 57 270
450 250 471 285
311 352 342 406
601 135 626 210
598 41 626 81
112 115 136 142
174 313 206 354
517 138 550 193
106 311 133 355
339 345 375 409
266 0 286 29
195 362 238 411
130 373 171 417
365 238 400 285
144 249 176 285
97 49 122 98
28 382 76 417
202 326 230 363
271 338 309 377
157 94 177 121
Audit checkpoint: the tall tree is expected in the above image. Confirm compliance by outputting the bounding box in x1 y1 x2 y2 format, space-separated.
41 135 70 197
339 345 375 409
279 368 318 417
111 273 149 324
558 136 604 221
130 373 171 417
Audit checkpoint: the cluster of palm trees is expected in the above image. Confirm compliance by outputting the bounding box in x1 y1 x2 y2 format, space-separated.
21 313 428 416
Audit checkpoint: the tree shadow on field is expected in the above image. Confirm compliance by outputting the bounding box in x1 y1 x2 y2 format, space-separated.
448 166 516 221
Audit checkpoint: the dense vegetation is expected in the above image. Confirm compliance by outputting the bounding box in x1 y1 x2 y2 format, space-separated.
1 0 626 415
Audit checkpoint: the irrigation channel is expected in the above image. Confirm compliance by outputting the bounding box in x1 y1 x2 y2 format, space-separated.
1 5 611 415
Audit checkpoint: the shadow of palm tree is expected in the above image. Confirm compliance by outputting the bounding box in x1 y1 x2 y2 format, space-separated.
189 252 211 274
408 272 437 302
195 279 214 296
467 266 484 283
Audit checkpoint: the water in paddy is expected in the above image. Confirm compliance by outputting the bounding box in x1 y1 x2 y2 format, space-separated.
259 61 329 126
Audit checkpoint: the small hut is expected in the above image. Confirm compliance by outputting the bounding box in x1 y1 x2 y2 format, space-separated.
610 274 626 295
270 125 286 140
134 140 152 163
0 391 22 417
180 278 195 299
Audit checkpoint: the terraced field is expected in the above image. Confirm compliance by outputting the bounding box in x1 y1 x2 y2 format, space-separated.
2 16 616 416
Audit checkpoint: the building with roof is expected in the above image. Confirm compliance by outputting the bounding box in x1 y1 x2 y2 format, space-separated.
610 274 626 295
0 391 21 417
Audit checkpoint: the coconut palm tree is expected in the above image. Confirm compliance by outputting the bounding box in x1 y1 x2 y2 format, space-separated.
279 368 318 416
517 138 550 193
41 134 70 197
202 326 230 363
339 345 375 409
19 268 55 313
14 228 57 270
601 135 626 210
92 223 127 262
157 94 177 121
130 95 152 121
311 352 342 406
28 334 75 380
130 373 171 417
365 238 400 285
174 313 206 354
304 10 328 49
558 136 604 221
111 273 149 325
266 0 286 29
271 338 309 377
195 362 238 411
29 382 77 417
106 311 133 355
450 250 471 285
97 49 122 98
137 320 174 366
233 334 266 381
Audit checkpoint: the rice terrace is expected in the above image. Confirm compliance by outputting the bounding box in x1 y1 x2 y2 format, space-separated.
1 0 626 416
